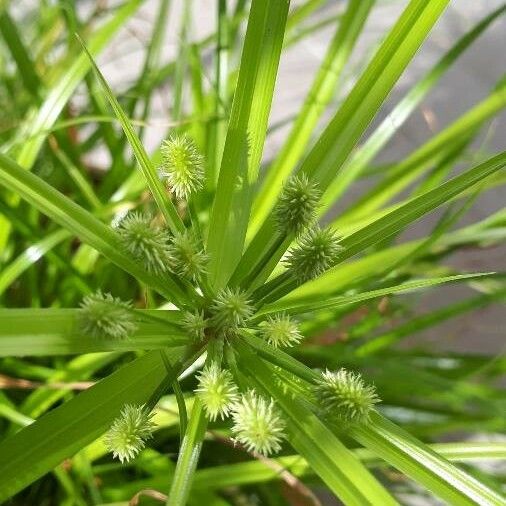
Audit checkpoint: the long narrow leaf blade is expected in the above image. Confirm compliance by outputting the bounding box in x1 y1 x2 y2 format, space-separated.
351 413 505 506
206 0 290 288
259 273 490 315
0 309 187 356
321 5 506 211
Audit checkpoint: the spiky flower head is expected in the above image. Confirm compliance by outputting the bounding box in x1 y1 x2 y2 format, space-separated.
210 288 254 336
79 291 137 339
313 368 380 424
196 362 239 421
182 310 207 342
231 390 286 456
259 313 302 348
168 231 208 280
160 134 205 199
284 226 343 282
274 174 321 236
105 404 156 463
117 212 172 274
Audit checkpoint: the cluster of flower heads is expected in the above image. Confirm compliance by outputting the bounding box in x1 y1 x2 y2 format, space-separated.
104 365 381 463
275 174 344 283
180 288 302 348
193 362 380 457
180 287 255 342
116 213 208 279
92 134 369 464
195 362 286 456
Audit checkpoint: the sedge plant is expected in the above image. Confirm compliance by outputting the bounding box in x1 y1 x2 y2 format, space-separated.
0 1 505 505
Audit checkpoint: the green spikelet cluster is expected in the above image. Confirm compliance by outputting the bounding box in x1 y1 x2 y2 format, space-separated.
105 404 156 463
79 291 137 339
313 368 380 424
160 134 205 199
274 174 321 236
117 212 172 274
210 288 253 336
259 313 302 348
284 226 343 282
181 310 207 342
169 231 208 280
195 362 239 421
231 390 286 456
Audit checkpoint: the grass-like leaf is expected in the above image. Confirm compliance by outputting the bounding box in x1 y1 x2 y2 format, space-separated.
0 309 187 356
351 413 506 506
206 0 290 288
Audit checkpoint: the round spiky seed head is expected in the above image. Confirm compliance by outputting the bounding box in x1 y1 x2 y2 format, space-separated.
210 288 254 336
117 212 172 274
182 310 207 342
274 174 321 236
196 362 239 421
313 368 380 424
79 291 137 339
160 134 205 199
284 226 343 282
168 231 208 280
105 404 156 463
231 390 286 456
259 313 302 348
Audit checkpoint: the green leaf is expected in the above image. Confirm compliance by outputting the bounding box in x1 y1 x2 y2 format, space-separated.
206 0 290 288
101 442 506 497
166 399 208 506
0 349 185 502
258 273 492 316
0 309 187 356
21 354 121 420
194 442 506 489
0 153 188 304
351 413 506 506
338 152 506 261
237 345 399 506
77 35 185 234
0 10 41 98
